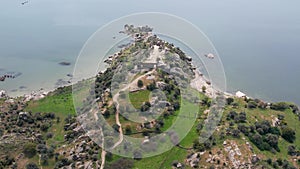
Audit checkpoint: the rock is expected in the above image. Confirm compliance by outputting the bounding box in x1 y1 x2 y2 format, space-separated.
59 61 71 66
0 90 6 98
251 155 259 164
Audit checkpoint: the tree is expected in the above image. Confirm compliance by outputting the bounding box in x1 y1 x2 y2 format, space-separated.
133 149 143 160
146 83 156 91
137 80 143 88
281 126 295 143
247 101 257 109
40 123 50 132
270 102 289 111
226 98 234 105
227 111 237 120
140 102 151 112
202 86 206 93
238 112 247 123
103 109 110 118
232 129 240 138
23 142 37 158
265 134 279 150
106 152 113 161
287 145 297 156
41 154 49 165
112 124 120 132
125 125 132 135
26 163 39 169
238 124 249 135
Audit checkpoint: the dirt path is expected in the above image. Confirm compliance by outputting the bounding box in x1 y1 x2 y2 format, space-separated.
90 105 106 169
111 70 155 149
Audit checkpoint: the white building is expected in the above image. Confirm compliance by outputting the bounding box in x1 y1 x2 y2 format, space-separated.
235 91 246 98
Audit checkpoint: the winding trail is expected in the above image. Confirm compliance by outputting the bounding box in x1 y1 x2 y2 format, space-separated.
90 103 106 169
111 70 155 149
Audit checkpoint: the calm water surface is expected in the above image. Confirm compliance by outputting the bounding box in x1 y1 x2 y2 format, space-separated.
0 0 300 105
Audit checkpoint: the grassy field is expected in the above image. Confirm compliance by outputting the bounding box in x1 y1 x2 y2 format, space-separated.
25 87 76 144
128 90 150 109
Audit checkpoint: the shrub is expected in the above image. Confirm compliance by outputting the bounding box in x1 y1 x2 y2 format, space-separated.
125 125 132 135
23 142 37 158
26 162 39 169
249 133 270 151
247 101 257 109
238 124 249 135
237 112 247 123
255 120 271 135
226 98 234 105
146 83 156 91
281 126 296 143
137 80 143 88
271 102 289 111
287 145 297 156
227 111 237 120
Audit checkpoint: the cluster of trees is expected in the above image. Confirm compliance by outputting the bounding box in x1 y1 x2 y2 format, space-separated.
26 163 39 169
193 135 216 152
270 102 290 111
226 111 247 123
0 155 15 168
246 121 280 152
265 158 297 169
95 68 114 99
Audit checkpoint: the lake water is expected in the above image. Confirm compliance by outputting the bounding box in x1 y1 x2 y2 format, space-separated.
1 0 300 105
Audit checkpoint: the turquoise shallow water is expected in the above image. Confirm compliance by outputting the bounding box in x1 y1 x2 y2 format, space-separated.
0 0 300 105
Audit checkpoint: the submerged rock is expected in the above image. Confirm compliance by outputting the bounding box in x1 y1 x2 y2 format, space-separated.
59 61 71 66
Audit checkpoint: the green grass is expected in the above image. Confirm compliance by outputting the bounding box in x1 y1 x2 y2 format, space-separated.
221 98 300 163
133 146 192 169
128 90 150 109
25 87 75 144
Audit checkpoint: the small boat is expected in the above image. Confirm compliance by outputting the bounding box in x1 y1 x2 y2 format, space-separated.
21 1 29 5
205 53 215 59
0 76 5 81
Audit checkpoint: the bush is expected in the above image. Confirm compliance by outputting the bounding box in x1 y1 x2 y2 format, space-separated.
265 134 279 151
271 102 289 111
238 124 249 135
249 133 270 151
255 120 271 135
146 83 156 91
125 125 132 135
236 112 247 123
247 101 257 109
103 109 110 118
287 145 297 156
226 98 234 105
281 126 296 143
23 142 37 158
137 80 143 88
26 162 39 169
232 129 240 138
133 150 143 160
40 123 50 132
227 111 237 120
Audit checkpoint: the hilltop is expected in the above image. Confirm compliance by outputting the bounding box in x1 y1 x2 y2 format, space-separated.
0 25 299 169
